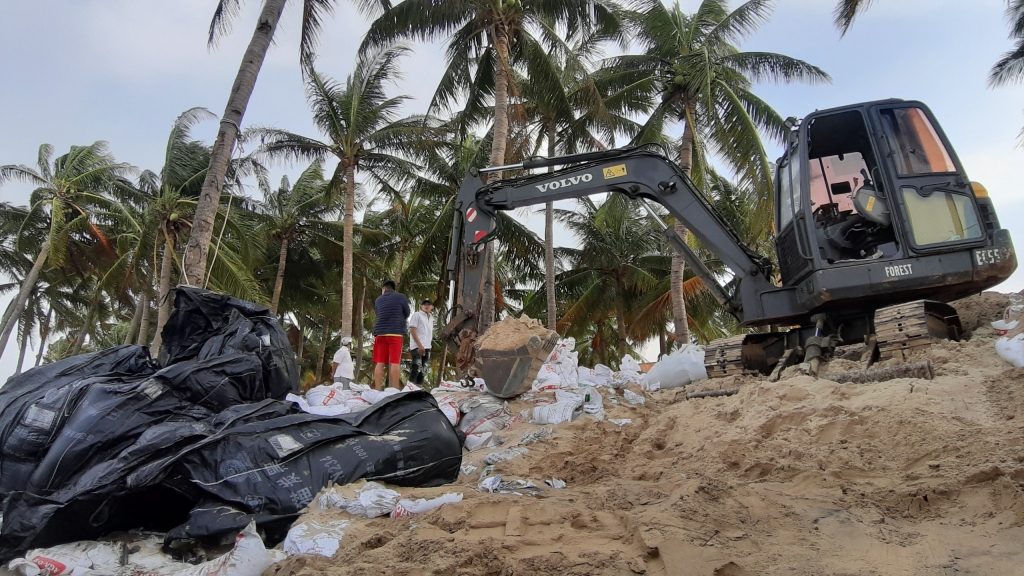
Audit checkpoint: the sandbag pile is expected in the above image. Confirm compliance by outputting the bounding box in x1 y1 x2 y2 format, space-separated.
0 287 462 562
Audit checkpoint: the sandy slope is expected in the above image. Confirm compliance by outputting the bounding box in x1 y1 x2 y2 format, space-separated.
268 292 1024 576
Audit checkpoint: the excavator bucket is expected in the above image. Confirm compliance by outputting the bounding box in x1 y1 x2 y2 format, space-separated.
472 317 560 398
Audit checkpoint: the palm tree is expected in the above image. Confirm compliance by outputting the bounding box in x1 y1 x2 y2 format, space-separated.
254 161 343 314
604 0 828 345
183 0 392 287
0 142 134 360
991 1 1024 141
361 0 626 334
555 194 666 357
254 47 423 339
515 25 643 331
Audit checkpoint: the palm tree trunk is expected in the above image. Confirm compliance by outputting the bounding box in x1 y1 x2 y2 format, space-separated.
35 306 51 367
271 238 289 315
394 249 405 286
478 28 512 336
315 320 330 384
124 291 145 346
151 233 175 352
182 0 287 287
15 317 28 375
354 281 366 379
613 277 629 358
0 238 50 360
137 287 152 347
545 122 557 331
670 114 695 345
71 288 103 356
341 163 356 340
295 320 305 362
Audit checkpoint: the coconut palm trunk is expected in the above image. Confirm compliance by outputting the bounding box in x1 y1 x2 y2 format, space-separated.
613 277 629 357
35 307 51 367
71 288 103 356
670 113 695 345
271 238 289 315
342 163 356 339
124 292 145 346
182 0 287 287
354 281 366 378
315 320 330 384
0 237 51 360
545 122 557 331
151 234 175 352
137 288 152 347
477 29 512 336
15 317 28 375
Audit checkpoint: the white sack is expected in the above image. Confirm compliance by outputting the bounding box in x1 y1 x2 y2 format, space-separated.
996 334 1024 368
391 493 464 517
283 519 350 558
642 344 707 390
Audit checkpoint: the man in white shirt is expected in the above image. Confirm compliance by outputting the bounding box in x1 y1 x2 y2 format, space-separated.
408 299 434 385
331 337 355 389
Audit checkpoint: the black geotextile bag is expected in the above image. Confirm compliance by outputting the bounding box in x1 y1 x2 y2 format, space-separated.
158 287 299 399
162 390 464 543
0 346 155 497
22 354 264 495
0 392 462 559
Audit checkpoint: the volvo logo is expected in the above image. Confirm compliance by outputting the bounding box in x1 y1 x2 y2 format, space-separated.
535 173 593 192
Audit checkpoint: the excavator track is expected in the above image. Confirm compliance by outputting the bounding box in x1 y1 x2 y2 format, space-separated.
873 300 962 361
704 335 749 378
704 333 785 378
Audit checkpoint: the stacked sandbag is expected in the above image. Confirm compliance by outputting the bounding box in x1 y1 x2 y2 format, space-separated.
0 288 462 562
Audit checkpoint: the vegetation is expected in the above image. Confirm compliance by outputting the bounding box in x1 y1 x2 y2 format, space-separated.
1 0 842 384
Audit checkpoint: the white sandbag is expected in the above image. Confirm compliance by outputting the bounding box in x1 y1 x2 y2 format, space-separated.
612 355 644 388
531 401 582 425
577 364 612 386
996 334 1024 368
317 481 402 518
169 522 286 576
287 393 367 417
458 402 511 435
391 493 464 517
361 387 401 405
531 338 579 391
463 432 493 451
623 389 646 406
9 541 122 576
433 393 460 426
305 384 358 407
283 519 350 557
436 378 486 392
642 344 707 390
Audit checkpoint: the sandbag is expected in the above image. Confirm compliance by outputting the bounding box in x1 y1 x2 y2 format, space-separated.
0 393 462 559
0 346 155 497
642 344 708 390
157 287 298 398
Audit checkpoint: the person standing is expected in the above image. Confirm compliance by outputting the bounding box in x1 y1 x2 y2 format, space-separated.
372 280 410 390
331 336 355 389
408 298 435 385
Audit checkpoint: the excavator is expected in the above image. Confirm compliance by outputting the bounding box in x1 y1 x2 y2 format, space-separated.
440 99 1017 398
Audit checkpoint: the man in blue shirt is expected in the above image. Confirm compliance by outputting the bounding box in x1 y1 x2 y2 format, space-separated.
372 280 410 390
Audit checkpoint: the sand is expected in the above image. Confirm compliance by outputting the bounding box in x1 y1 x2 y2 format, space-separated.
267 293 1024 576
474 315 554 351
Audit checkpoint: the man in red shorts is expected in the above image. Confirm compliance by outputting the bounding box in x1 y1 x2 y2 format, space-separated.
372 280 411 390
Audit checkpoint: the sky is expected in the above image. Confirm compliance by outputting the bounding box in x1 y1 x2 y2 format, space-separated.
0 0 1022 377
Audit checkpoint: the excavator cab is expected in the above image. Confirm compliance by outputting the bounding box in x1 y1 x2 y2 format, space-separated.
774 99 1012 311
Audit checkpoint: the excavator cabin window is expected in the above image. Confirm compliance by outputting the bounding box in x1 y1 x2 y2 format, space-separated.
806 110 898 263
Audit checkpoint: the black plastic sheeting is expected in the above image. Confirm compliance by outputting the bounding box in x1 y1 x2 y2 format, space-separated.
0 392 460 559
158 288 299 399
0 287 462 561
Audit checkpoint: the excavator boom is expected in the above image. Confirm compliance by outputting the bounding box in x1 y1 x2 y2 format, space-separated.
440 146 787 396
